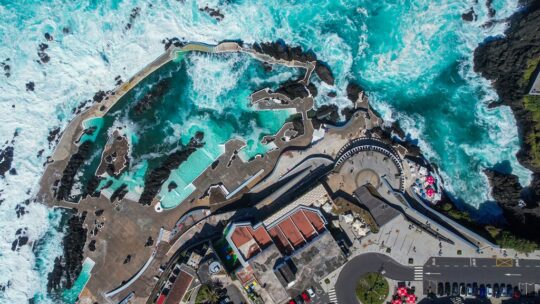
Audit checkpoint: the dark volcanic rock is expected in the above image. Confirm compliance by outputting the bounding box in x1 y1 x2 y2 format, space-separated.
125 7 141 30
44 32 54 41
253 40 317 63
134 79 169 114
26 81 35 92
199 6 224 21
346 82 363 102
289 114 304 138
315 60 335 85
47 127 61 144
110 183 128 202
88 240 96 251
486 0 496 18
462 8 477 21
168 181 178 192
55 141 93 201
485 169 540 242
84 175 103 198
275 82 310 100
138 136 203 206
162 37 186 51
145 236 154 247
62 27 70 34
48 211 87 292
93 90 107 103
37 43 50 63
0 145 14 178
1 58 11 77
307 82 318 97
123 254 132 264
474 1 540 243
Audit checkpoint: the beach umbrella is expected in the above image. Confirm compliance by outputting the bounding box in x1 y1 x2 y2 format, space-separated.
426 175 434 184
426 188 434 197
406 294 416 304
397 287 408 297
392 299 402 304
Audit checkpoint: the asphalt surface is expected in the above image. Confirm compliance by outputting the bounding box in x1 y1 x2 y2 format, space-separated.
335 253 417 304
423 257 540 295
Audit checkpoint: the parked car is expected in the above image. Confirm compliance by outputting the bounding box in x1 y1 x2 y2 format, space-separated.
494 283 500 297
445 282 451 296
466 284 473 296
301 291 310 303
487 284 493 297
288 300 296 304
460 283 466 297
513 287 521 299
479 284 486 298
295 295 305 304
506 284 513 297
307 288 316 299
500 284 507 297
452 282 459 296
472 283 478 296
437 283 444 297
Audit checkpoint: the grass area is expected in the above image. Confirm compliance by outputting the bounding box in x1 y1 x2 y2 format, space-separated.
355 272 389 304
438 202 473 224
521 56 540 86
486 225 538 253
195 285 220 304
524 95 540 167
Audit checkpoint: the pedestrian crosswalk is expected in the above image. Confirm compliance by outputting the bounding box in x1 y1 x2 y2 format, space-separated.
328 287 338 303
414 266 423 281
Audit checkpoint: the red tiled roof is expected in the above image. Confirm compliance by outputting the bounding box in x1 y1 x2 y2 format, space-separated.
248 226 273 247
164 270 193 304
268 226 293 253
302 209 326 232
231 227 254 248
290 210 317 240
278 218 305 247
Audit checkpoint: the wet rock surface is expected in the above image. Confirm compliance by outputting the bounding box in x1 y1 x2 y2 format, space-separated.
47 211 88 292
134 79 169 114
125 7 141 30
275 82 310 100
138 135 203 206
162 37 186 51
346 82 363 102
314 60 334 85
462 8 477 21
485 169 540 242
0 132 17 178
55 141 94 202
110 183 128 203
253 40 317 63
474 0 540 243
25 81 35 92
199 6 224 21
1 58 11 77
37 43 50 63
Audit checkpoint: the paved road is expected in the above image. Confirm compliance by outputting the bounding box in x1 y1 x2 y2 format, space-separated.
423 257 540 286
335 253 417 304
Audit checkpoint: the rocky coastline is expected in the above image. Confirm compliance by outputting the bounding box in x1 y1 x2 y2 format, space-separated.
473 0 540 245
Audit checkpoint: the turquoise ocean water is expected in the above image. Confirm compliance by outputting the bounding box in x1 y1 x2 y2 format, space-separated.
0 0 530 302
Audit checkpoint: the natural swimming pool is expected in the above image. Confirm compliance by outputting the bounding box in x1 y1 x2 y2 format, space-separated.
75 50 299 209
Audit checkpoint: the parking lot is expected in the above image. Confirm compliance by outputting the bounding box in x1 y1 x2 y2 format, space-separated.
422 257 540 298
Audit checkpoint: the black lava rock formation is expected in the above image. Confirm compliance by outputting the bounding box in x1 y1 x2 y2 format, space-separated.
26 81 35 91
253 40 317 63
110 183 128 203
485 169 540 242
315 60 334 85
275 82 310 100
138 135 203 206
55 141 93 202
346 82 363 102
462 8 477 21
47 211 88 292
133 79 169 114
199 6 224 21
474 0 540 244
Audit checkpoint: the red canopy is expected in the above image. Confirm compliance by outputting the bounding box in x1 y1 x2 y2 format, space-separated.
426 188 434 197
426 175 434 184
392 300 402 304
397 287 408 297
406 294 416 304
